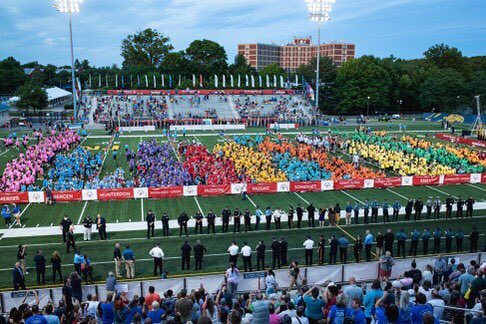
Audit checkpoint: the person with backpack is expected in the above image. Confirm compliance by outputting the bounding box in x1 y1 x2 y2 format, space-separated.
328 293 353 324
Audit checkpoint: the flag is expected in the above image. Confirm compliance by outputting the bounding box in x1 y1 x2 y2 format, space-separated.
75 77 82 101
199 74 203 88
169 75 173 88
251 75 255 88
89 74 92 88
266 75 270 88
145 75 148 88
280 75 284 88
295 74 298 85
98 74 101 88
137 75 140 87
192 74 196 87
121 75 125 89
115 74 118 88
178 74 181 87
130 75 133 88
230 75 234 87
162 74 165 87
222 75 226 88
214 75 218 88
273 75 277 88
105 74 108 87
237 74 241 87
153 75 156 88
305 82 315 101
245 74 249 87
259 75 262 88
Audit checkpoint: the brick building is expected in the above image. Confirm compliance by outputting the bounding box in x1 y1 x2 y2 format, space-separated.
238 37 355 72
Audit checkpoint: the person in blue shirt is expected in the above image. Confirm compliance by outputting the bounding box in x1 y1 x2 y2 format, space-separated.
363 199 370 224
382 199 390 223
364 230 374 262
353 202 360 225
455 229 464 252
101 294 115 324
370 199 379 223
410 229 421 257
349 298 366 324
363 280 383 321
122 245 135 279
375 292 399 324
422 229 431 255
396 229 407 258
433 228 442 254
2 205 12 227
392 200 401 222
25 305 47 324
328 293 352 324
338 235 349 264
146 301 165 324
411 293 434 324
345 202 353 226
398 291 413 324
445 228 453 253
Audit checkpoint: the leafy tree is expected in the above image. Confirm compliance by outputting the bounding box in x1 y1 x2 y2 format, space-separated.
258 63 285 77
424 44 466 73
21 61 40 68
0 57 27 94
228 54 255 76
121 28 174 68
160 51 189 76
185 39 228 77
419 68 465 112
15 83 48 114
296 56 337 84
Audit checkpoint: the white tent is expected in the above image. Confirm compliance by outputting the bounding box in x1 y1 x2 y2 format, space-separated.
46 87 72 104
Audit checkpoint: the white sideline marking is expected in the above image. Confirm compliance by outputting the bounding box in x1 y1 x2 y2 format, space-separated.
294 192 310 205
427 186 457 198
386 188 409 201
340 190 364 204
77 201 89 225
467 184 486 193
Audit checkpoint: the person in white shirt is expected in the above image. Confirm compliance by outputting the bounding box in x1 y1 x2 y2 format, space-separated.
303 235 315 266
292 306 310 324
228 241 239 267
149 243 165 276
273 207 283 230
428 289 445 319
241 242 252 272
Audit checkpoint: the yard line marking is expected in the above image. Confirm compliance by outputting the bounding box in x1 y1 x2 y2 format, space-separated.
77 201 89 225
426 186 457 198
0 149 11 157
9 203 31 229
141 198 144 221
193 197 205 217
294 192 310 205
340 190 364 204
467 184 486 193
246 195 257 208
386 188 409 201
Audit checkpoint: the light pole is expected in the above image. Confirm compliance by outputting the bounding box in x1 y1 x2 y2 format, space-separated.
367 96 370 116
53 0 83 121
306 0 335 110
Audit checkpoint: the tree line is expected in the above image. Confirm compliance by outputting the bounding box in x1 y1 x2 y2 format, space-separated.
0 28 485 114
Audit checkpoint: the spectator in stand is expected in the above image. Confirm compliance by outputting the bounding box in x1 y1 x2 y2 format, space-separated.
303 286 326 323
411 293 434 324
375 292 399 324
100 293 115 324
328 293 351 324
363 280 383 322
145 286 161 310
344 277 363 306
226 262 240 298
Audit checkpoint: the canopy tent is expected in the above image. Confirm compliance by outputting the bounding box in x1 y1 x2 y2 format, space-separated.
9 87 72 107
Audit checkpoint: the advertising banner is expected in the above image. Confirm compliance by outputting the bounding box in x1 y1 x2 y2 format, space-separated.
148 186 184 199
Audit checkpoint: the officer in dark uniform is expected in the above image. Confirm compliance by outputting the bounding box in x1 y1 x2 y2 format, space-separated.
405 199 413 221
279 237 288 266
244 209 252 232
288 206 294 229
329 235 338 265
181 240 191 270
456 197 464 219
317 234 325 265
376 231 384 257
296 204 304 228
433 228 442 254
396 229 407 258
410 229 420 256
161 213 170 237
60 215 73 243
455 229 464 252
466 197 475 218
221 207 231 233
271 237 280 269
178 212 189 237
422 229 431 255
445 228 453 253
256 240 266 270
146 210 155 239
194 240 207 270
206 209 216 234
414 198 424 221
233 208 241 233
307 203 316 228
470 226 479 253
384 229 394 256
194 212 203 234
445 196 454 219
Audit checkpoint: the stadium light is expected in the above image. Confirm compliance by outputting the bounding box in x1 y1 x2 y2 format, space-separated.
306 0 335 111
53 0 84 121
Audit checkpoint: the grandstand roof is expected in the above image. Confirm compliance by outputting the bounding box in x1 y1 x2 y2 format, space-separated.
46 87 72 101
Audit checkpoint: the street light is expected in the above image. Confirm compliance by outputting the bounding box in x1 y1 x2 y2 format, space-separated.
53 0 83 121
367 96 371 116
306 0 335 111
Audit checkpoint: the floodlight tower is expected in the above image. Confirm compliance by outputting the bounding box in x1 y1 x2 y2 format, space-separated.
306 0 335 110
53 0 83 120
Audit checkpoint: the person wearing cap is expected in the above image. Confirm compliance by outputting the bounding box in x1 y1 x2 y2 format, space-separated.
178 212 189 237
241 242 252 272
59 214 72 243
149 243 164 276
422 229 431 255
194 240 207 270
425 196 433 219
228 241 239 267
161 212 170 237
396 229 407 259
256 240 266 271
456 196 465 219
279 237 288 266
466 196 475 218
303 235 314 266
244 209 252 233
329 235 338 265
317 234 326 265
194 211 204 234
146 210 155 239
206 209 216 234
470 226 480 253
433 196 441 219
66 226 76 254
271 237 281 269
181 240 192 270
82 215 94 241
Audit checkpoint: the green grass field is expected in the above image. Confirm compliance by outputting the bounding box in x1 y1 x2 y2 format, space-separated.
0 120 484 290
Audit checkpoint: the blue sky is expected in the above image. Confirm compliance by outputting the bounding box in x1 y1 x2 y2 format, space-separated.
1 0 485 67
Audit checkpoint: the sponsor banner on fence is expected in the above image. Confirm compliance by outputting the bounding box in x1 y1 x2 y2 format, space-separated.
230 183 247 194
52 190 82 202
98 188 134 201
107 89 295 96
334 179 364 190
436 133 486 148
133 187 148 199
401 176 413 186
0 192 29 204
443 173 471 185
247 182 278 194
471 173 482 184
321 180 334 191
290 181 321 192
197 184 230 196
374 177 402 188
81 189 98 201
277 182 290 192
364 179 374 189
482 174 486 184
412 175 441 186
268 123 298 130
183 185 198 197
148 186 183 199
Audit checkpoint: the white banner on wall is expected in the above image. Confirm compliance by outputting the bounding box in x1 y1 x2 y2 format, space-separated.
133 187 149 199
82 189 98 201
170 124 246 131
28 191 45 203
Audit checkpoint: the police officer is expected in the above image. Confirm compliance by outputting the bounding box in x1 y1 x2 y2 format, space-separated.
376 231 384 258
353 202 360 225
445 228 453 253
410 229 420 257
279 237 288 266
60 215 73 243
455 229 464 252
414 198 424 221
318 234 326 265
241 242 252 272
329 235 338 265
194 240 207 270
370 199 379 223
433 228 442 254
288 206 294 229
233 208 241 233
405 199 413 221
338 235 349 264
433 196 441 219
271 237 280 269
396 229 407 258
392 200 401 222
206 209 216 234
307 203 316 228
296 204 304 228
422 229 431 255
146 210 155 239
178 212 189 237
181 240 191 270
363 199 370 224
384 228 394 256
456 196 465 219
82 215 94 241
194 212 203 234
466 197 475 218
445 196 454 219
256 240 266 270
382 200 390 223
470 226 479 253
243 209 252 232
221 207 231 233
161 213 170 237
425 197 433 219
